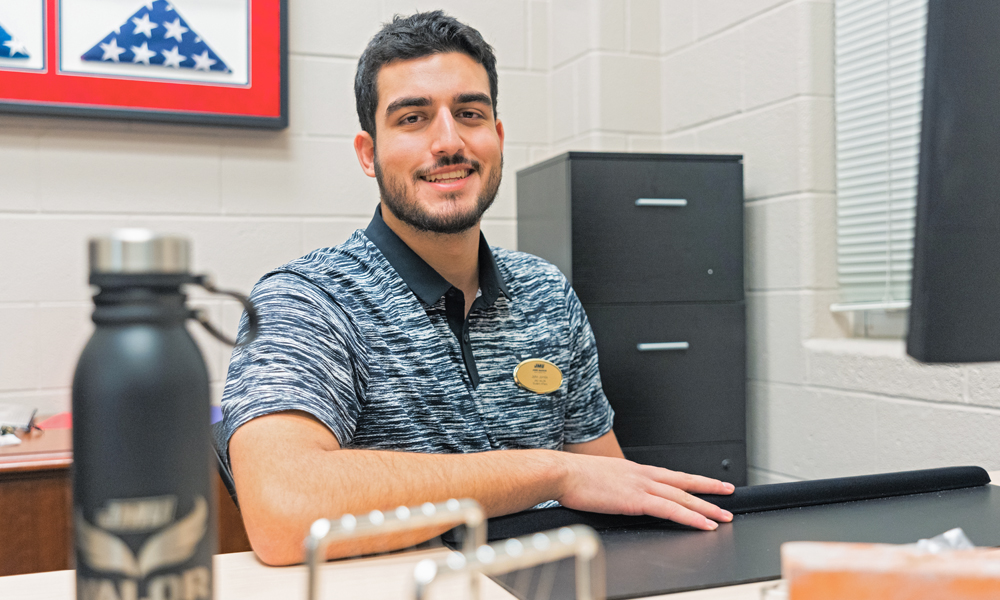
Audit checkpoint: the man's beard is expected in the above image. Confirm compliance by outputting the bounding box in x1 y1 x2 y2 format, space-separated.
374 152 503 235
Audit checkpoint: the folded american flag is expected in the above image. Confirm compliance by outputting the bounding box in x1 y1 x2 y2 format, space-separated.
0 20 29 59
82 0 229 73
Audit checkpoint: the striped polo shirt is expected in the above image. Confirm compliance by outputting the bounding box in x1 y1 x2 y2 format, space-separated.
219 208 614 461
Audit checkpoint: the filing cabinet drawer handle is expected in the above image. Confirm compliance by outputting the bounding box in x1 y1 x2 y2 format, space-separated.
635 198 688 207
636 342 690 352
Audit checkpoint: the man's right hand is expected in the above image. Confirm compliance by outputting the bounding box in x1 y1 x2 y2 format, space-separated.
555 452 735 531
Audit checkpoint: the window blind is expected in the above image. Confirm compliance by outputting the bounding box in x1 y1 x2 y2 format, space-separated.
834 0 927 306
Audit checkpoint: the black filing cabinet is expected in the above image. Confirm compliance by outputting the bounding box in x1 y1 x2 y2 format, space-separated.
517 152 747 485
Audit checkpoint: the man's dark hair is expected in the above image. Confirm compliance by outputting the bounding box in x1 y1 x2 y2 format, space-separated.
355 11 499 138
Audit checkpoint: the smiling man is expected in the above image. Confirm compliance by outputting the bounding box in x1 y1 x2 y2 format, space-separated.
220 11 733 565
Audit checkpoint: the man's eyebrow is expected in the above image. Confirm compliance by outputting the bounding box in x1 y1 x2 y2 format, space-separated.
385 96 431 116
455 92 492 108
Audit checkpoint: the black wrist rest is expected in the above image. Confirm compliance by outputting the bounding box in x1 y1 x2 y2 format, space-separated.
460 466 990 543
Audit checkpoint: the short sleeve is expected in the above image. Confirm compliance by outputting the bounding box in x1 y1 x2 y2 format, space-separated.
561 283 615 444
219 271 369 461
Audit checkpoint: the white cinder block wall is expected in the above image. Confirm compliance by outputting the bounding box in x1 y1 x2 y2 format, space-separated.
1 0 997 481
623 0 1000 483
0 0 540 414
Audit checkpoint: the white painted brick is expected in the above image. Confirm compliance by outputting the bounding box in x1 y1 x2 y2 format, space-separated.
0 113 61 131
302 218 371 254
33 304 94 391
746 291 807 384
289 0 380 57
698 97 835 200
804 338 965 403
694 0 791 40
745 193 838 291
480 219 517 250
875 400 1000 472
529 145 558 164
966 363 1000 409
383 0 527 69
661 131 698 152
0 216 132 303
629 0 661 54
627 135 663 152
590 132 630 151
552 132 629 155
26 115 134 135
126 121 234 140
525 147 561 165
37 130 222 214
550 63 576 142
801 192 838 291
803 95 836 192
747 382 880 479
530 1 549 70
0 306 39 391
597 54 661 133
576 55 597 133
746 381 775 470
660 0 695 54
739 2 834 109
662 30 742 132
491 144 530 220
597 0 627 51
691 116 744 155
743 2 801 110
747 467 802 485
0 390 70 417
0 128 39 211
498 72 549 145
803 288 851 339
800 388 880 478
803 1 835 97
221 136 379 216
551 0 594 67
746 198 803 292
288 56 359 137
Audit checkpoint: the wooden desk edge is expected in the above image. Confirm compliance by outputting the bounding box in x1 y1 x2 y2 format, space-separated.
0 455 73 473
0 429 74 474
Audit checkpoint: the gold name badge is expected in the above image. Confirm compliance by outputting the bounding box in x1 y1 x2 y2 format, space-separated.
513 358 563 394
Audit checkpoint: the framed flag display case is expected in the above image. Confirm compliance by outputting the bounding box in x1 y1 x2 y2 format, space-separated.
0 0 287 128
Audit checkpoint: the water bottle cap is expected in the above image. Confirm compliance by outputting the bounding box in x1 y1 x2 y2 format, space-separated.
89 229 191 274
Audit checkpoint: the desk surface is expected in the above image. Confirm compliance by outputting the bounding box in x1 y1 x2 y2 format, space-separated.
1 551 774 600
497 483 1000 600
4 472 997 600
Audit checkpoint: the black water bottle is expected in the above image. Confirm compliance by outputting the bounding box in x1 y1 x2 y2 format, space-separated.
72 230 256 600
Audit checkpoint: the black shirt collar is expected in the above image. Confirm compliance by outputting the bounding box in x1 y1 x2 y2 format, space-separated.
363 205 510 307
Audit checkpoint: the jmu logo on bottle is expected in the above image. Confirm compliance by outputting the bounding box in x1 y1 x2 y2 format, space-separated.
76 496 210 600
79 567 210 600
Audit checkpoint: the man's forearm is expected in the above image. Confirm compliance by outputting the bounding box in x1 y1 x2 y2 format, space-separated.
230 414 568 564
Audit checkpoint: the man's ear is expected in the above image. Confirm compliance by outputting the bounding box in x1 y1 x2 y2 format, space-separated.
495 118 505 154
354 131 376 178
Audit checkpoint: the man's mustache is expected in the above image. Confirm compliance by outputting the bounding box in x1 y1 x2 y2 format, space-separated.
413 154 482 180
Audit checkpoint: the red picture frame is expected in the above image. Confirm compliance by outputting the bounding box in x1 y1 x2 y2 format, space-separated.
0 0 287 128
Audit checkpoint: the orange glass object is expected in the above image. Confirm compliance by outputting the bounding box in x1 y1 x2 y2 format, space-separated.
783 541 1000 600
